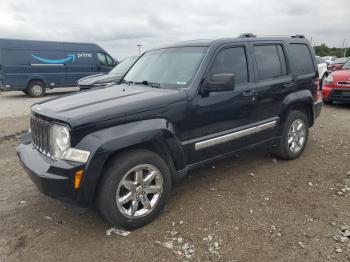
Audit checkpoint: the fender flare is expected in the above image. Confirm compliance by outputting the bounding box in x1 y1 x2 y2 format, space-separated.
75 118 186 205
278 89 315 129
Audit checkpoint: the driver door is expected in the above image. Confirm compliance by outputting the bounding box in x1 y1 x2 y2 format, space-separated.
184 43 257 164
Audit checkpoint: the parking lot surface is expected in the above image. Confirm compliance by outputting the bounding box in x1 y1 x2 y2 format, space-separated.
0 91 349 261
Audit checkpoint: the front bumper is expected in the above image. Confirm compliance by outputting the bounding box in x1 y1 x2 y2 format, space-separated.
16 133 86 206
322 86 350 102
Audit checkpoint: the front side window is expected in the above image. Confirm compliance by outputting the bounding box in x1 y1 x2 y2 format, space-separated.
209 46 249 85
289 44 315 75
254 45 287 81
97 52 107 66
105 54 114 67
123 47 207 89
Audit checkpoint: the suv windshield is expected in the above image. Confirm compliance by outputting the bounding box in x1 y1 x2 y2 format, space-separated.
342 58 350 69
123 47 208 89
109 56 138 76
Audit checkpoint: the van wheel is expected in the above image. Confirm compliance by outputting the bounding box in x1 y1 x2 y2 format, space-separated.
96 149 172 229
273 110 309 160
27 81 45 97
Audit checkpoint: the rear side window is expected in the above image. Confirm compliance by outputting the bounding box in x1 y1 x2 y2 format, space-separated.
210 46 249 85
253 45 288 81
289 44 314 75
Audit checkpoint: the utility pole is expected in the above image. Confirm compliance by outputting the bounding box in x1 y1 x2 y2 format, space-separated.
137 44 142 55
342 39 348 57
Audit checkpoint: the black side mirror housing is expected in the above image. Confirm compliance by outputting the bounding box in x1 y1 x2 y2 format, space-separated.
203 73 235 93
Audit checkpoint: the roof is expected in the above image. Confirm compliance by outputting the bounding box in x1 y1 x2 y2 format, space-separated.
156 34 309 49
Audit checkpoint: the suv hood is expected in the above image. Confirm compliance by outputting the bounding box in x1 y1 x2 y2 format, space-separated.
32 84 188 128
78 73 122 86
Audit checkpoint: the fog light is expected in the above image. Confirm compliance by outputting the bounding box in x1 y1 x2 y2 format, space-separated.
63 148 90 163
74 170 84 189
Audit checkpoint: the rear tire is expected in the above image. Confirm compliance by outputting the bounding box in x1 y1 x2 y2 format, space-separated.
27 81 45 97
96 149 172 229
273 110 309 160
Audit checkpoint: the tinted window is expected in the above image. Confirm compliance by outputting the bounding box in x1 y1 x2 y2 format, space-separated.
289 44 314 75
97 52 107 66
254 45 287 80
210 47 248 85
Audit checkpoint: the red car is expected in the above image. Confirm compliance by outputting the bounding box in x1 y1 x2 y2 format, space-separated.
327 57 349 72
322 58 350 104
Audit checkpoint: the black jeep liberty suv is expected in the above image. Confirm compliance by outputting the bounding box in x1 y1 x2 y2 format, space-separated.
17 34 322 229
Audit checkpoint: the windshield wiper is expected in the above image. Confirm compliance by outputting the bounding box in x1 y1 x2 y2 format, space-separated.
134 80 161 88
120 79 133 85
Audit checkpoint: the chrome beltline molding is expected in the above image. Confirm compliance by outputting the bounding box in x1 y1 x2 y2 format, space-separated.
195 120 277 151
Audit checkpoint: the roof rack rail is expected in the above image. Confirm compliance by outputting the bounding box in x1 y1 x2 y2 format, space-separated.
238 33 256 38
237 33 306 39
291 34 305 38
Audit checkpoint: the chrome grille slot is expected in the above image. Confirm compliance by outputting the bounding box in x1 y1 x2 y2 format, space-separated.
30 116 52 157
337 81 350 86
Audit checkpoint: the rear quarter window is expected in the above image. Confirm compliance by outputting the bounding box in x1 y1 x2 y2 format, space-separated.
289 44 315 75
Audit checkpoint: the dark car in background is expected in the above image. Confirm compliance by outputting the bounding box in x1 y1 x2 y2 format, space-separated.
78 56 138 90
0 38 117 97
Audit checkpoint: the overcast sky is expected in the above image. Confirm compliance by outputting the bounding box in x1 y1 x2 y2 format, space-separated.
0 0 349 59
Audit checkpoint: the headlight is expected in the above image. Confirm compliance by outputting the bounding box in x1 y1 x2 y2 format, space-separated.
52 124 71 159
51 124 90 163
325 75 333 84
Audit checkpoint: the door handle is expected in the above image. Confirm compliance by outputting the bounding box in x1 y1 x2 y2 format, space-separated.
241 90 255 97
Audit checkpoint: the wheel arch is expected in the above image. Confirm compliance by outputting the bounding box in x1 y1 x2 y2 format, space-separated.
278 90 315 131
75 119 186 206
26 77 47 89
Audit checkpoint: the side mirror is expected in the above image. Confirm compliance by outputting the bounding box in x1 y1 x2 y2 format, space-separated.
203 73 235 93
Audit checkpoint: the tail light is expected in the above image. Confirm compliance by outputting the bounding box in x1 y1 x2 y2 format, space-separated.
316 89 322 101
313 77 321 101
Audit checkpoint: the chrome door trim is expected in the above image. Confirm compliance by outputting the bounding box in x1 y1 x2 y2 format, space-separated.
195 120 276 151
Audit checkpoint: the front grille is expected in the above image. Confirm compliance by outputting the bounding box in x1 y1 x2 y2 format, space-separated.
30 116 52 157
337 81 350 86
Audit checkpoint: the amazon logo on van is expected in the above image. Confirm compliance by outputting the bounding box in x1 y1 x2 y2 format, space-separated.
31 52 92 64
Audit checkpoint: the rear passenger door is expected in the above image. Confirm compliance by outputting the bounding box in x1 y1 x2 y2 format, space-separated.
249 42 293 144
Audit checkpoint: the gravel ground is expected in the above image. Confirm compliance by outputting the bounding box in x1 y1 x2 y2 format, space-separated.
0 92 349 262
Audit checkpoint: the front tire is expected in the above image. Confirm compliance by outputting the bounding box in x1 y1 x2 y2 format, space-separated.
273 110 309 160
96 149 172 229
27 81 45 97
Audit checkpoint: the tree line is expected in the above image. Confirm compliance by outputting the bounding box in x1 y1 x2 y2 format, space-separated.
314 44 349 57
